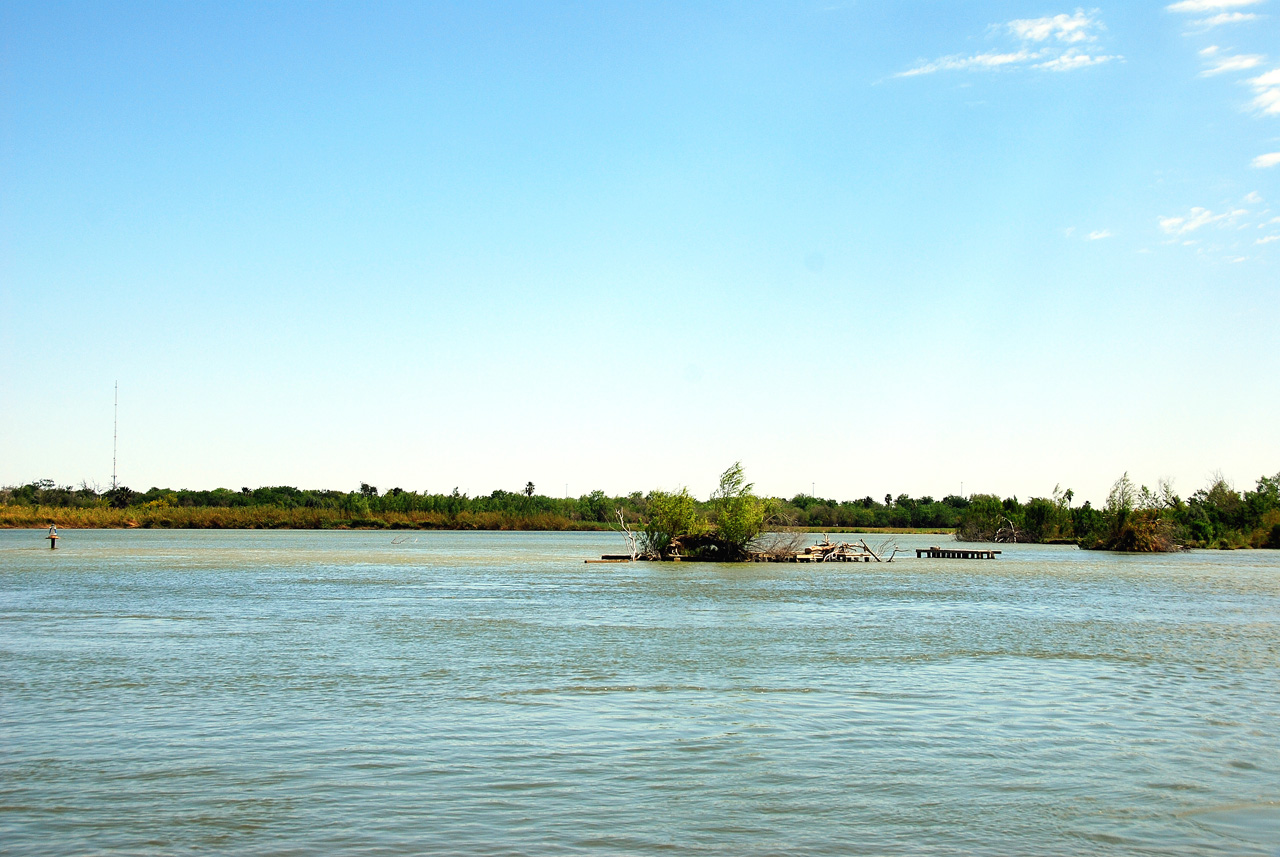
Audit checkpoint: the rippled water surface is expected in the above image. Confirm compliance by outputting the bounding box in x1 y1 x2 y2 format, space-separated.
2 529 1278 855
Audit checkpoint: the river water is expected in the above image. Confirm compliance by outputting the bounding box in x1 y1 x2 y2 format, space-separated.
1 529 1277 855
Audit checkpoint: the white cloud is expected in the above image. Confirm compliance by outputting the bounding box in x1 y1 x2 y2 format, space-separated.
1036 49 1120 71
1158 206 1247 234
1257 234 1280 243
1251 152 1280 166
1167 0 1265 12
1202 53 1265 74
1087 229 1114 240
1200 45 1221 56
897 10 1116 77
898 50 1038 77
1249 68 1280 114
1244 191 1264 202
1195 12 1262 25
1007 10 1100 43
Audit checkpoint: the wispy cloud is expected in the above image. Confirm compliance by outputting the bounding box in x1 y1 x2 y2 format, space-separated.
897 8 1118 77
1170 1 1268 30
898 51 1036 77
1249 68 1280 113
1202 52 1266 74
1087 229 1114 240
1195 11 1262 26
1037 48 1121 71
1179 6 1276 135
1253 151 1280 166
1006 10 1098 43
1156 193 1278 260
1158 206 1248 234
1167 0 1265 12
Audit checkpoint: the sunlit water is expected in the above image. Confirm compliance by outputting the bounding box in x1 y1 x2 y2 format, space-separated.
2 529 1278 855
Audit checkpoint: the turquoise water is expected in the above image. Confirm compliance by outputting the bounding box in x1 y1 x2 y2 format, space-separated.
1 529 1278 855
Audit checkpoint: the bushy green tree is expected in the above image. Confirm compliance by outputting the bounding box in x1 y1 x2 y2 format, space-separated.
640 488 699 557
955 494 1010 541
709 462 765 559
580 489 611 523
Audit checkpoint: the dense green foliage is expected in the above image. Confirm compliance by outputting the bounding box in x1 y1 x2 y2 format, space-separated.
707 463 766 559
640 488 701 556
0 476 964 531
954 472 1280 551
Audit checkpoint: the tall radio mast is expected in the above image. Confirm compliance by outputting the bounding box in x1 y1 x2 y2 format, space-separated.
112 381 118 491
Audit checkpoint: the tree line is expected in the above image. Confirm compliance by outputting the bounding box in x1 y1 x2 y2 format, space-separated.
3 468 1277 551
0 475 967 530
954 473 1280 551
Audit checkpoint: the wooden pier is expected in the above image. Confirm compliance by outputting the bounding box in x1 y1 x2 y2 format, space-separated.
916 546 1001 559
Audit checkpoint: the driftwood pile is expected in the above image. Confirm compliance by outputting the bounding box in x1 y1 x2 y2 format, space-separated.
775 536 900 563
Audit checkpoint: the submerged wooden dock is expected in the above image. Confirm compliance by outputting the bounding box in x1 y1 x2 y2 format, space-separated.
916 546 1001 559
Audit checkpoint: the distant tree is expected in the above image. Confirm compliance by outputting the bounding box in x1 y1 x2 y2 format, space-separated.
1084 473 1175 552
1022 497 1057 543
955 494 1009 542
106 486 136 509
525 481 535 498
360 483 378 499
582 489 611 522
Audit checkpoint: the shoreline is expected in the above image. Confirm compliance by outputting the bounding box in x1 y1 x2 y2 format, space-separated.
0 517 954 535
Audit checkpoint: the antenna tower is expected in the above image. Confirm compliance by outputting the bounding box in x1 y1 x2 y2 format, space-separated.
112 381 118 490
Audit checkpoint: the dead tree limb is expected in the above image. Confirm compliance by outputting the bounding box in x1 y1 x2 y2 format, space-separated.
616 508 639 561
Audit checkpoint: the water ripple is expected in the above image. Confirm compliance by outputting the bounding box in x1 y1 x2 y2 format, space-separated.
2 530 1278 855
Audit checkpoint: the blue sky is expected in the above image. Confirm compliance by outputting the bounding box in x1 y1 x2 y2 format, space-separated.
2 1 1277 504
